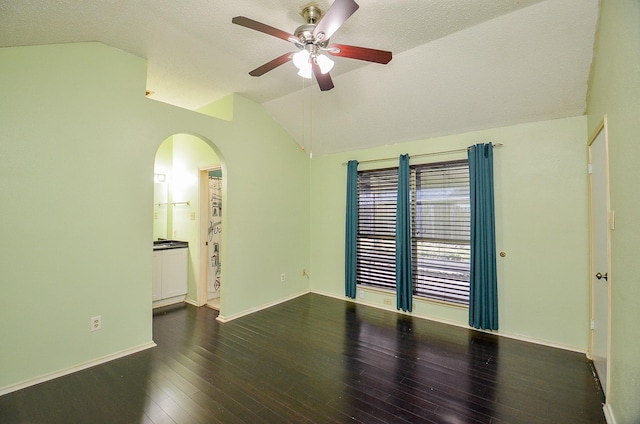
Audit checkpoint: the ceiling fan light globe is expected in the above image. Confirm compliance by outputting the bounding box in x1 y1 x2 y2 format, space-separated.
292 49 310 70
297 64 312 79
316 54 335 74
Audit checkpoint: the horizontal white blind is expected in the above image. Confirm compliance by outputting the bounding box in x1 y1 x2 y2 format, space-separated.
356 161 470 306
357 168 397 290
412 160 470 305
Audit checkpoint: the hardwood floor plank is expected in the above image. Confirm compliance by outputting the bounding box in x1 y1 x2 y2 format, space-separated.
142 399 177 424
0 294 606 423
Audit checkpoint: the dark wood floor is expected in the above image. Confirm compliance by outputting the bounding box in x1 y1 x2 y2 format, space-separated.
0 294 606 423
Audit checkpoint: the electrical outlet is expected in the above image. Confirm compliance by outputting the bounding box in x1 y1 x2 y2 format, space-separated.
280 273 286 283
358 290 364 299
91 316 102 332
383 298 392 306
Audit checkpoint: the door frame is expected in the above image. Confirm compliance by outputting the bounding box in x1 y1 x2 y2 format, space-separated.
197 165 222 307
587 115 612 397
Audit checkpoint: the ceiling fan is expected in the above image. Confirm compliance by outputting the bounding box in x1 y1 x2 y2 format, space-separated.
232 0 392 91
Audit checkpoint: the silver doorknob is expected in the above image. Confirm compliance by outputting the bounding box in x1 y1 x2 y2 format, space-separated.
596 272 608 281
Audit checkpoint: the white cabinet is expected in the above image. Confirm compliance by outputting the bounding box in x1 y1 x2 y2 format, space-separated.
152 247 188 307
152 251 163 301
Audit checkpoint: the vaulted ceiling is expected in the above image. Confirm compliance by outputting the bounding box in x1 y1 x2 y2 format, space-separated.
0 0 599 155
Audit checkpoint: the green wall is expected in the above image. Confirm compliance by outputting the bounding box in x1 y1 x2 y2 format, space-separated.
586 0 640 422
0 42 310 391
310 116 590 350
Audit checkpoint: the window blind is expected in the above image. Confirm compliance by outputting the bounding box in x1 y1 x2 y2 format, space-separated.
355 160 471 306
356 168 397 290
412 160 470 305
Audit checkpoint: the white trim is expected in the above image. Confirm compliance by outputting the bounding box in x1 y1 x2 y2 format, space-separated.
198 168 208 307
311 289 587 354
603 403 616 424
184 297 199 307
0 342 156 396
216 290 310 323
587 115 612 396
490 329 586 354
198 165 223 307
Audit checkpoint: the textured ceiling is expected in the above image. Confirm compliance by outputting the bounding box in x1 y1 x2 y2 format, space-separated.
0 0 599 155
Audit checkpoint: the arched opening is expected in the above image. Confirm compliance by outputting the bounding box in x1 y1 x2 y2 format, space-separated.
152 133 225 312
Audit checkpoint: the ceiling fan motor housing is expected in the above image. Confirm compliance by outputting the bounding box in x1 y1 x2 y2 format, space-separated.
294 23 329 49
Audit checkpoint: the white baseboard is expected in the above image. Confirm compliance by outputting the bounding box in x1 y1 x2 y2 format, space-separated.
310 289 586 354
184 297 200 307
603 403 616 424
0 342 156 397
217 290 310 323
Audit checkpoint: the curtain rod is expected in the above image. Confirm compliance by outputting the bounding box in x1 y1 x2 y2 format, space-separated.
341 143 503 166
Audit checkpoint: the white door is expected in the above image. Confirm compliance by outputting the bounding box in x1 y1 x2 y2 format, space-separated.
589 119 610 397
152 251 163 301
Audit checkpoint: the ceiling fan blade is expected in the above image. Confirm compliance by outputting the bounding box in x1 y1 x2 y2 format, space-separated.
313 0 359 42
249 52 295 77
232 16 296 43
327 44 392 64
312 60 335 91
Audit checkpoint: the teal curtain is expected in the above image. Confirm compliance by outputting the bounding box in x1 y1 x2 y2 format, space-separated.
396 154 413 312
345 160 359 298
468 143 498 330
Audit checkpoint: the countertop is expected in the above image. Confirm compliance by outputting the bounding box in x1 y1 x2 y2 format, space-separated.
153 240 189 251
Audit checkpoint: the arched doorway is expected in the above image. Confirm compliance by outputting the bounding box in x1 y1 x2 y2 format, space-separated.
152 133 224 311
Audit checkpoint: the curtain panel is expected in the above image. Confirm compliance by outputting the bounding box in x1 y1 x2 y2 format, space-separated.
344 160 359 298
468 143 498 330
396 154 413 312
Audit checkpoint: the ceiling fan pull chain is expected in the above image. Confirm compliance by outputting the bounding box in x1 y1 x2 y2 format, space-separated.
302 77 306 153
309 88 313 159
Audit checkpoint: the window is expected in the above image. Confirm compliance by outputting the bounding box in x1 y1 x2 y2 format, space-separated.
356 160 471 305
357 168 397 291
412 161 470 304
